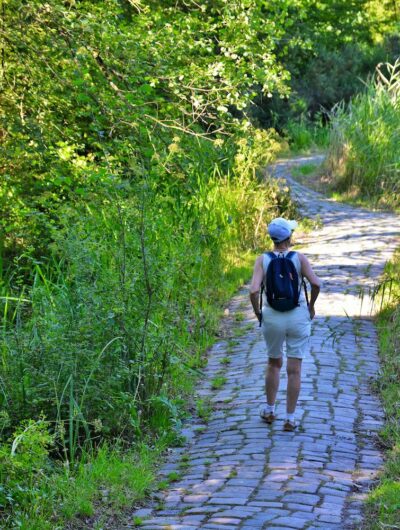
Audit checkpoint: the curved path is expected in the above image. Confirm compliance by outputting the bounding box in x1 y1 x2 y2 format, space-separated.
133 156 400 530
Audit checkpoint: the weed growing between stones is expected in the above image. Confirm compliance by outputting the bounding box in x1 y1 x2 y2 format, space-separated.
220 356 232 365
211 375 228 390
167 472 182 482
195 398 213 423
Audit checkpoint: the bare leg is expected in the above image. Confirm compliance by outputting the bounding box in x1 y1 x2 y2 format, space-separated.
286 357 302 414
265 357 283 405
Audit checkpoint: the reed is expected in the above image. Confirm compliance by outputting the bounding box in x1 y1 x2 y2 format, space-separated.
325 60 400 210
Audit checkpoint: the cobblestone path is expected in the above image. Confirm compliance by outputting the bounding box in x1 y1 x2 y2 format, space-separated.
133 157 400 529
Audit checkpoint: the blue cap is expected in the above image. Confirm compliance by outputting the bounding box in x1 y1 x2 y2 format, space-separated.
268 218 298 243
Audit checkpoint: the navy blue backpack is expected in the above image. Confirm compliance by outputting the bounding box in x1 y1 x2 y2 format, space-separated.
262 251 300 313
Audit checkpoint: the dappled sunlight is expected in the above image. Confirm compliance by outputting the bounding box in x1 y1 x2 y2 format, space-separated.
316 292 375 318
133 156 400 529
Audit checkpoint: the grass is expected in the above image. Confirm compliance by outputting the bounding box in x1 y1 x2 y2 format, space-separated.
0 246 257 528
231 323 253 338
195 397 213 422
291 156 391 210
219 356 231 365
283 116 330 154
329 191 384 210
291 163 319 177
290 162 332 196
0 122 295 528
0 441 158 530
290 159 366 207
324 60 400 212
167 471 181 482
211 375 227 390
178 453 190 471
287 92 400 525
365 249 400 529
59 444 156 518
226 338 239 351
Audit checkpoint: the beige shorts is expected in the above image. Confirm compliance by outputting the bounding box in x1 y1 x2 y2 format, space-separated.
261 304 311 359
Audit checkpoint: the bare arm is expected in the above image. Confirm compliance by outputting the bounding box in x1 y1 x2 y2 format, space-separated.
298 253 321 319
249 255 264 321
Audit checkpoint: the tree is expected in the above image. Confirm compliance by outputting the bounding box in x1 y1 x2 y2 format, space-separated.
0 0 291 265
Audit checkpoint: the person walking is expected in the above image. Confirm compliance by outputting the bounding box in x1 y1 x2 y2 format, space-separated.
249 218 321 431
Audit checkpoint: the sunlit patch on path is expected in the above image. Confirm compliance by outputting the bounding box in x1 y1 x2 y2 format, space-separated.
132 156 400 529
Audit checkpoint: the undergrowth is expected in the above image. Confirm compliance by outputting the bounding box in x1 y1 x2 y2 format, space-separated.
283 115 329 153
0 422 157 529
0 127 295 527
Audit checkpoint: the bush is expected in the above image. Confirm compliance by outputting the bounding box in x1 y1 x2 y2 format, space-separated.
55 443 156 521
293 44 391 116
0 124 295 527
0 3 298 525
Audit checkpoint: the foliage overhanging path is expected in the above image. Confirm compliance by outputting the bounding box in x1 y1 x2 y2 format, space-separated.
132 156 400 530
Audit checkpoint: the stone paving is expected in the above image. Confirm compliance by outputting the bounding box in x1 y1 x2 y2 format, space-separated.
132 156 400 529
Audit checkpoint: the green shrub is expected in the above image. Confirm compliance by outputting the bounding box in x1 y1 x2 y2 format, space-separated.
249 39 395 131
292 43 391 116
0 123 295 527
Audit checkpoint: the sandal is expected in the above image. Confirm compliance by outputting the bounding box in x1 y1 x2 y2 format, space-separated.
260 407 276 424
283 420 297 432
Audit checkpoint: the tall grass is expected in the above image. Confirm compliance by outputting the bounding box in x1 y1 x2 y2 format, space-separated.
0 127 295 527
0 418 157 529
284 115 329 152
325 60 400 209
366 249 400 528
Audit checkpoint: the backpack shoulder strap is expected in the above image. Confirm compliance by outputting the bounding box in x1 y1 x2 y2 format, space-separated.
286 251 303 299
262 252 276 271
261 252 275 290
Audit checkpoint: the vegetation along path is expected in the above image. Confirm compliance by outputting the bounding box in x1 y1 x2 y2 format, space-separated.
132 156 400 530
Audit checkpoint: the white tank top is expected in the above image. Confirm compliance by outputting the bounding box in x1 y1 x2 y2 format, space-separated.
262 251 306 307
